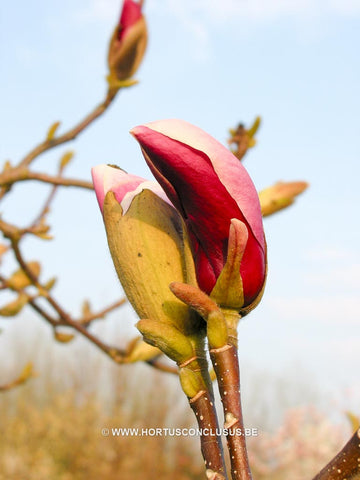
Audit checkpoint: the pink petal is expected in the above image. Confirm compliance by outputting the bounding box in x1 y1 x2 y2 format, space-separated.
91 164 171 215
131 121 266 304
132 119 265 253
118 0 143 40
121 180 172 213
91 164 146 212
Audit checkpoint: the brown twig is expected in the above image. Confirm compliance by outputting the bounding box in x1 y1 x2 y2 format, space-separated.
228 124 250 162
0 80 176 376
79 298 126 325
0 284 57 328
146 358 178 375
0 167 93 190
0 267 176 376
210 344 252 480
0 89 116 201
180 351 228 479
311 428 360 480
1 224 176 374
0 90 115 201
189 389 227 480
0 231 128 358
0 363 34 392
227 118 260 162
30 183 58 229
19 90 117 169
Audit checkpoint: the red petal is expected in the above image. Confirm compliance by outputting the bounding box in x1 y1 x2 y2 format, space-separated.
132 126 266 304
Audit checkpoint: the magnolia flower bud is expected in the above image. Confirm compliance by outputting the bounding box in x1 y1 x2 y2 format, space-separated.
131 119 267 311
92 165 201 357
107 0 147 84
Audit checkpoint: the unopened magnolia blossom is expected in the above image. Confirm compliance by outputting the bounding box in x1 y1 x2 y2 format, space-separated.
131 119 267 308
107 0 147 82
91 165 200 356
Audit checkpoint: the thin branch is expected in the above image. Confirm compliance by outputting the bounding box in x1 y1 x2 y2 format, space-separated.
28 298 58 326
145 358 178 375
1 267 177 377
0 81 175 376
210 344 252 480
0 363 34 392
3 238 125 359
0 167 93 190
189 390 227 480
0 89 116 203
30 183 59 229
179 349 228 479
19 90 117 168
312 428 360 480
79 298 127 325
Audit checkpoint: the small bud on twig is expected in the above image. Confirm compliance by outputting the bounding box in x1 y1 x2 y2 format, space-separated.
107 0 147 87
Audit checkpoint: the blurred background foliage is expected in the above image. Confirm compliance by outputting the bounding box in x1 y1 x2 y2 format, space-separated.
0 322 352 480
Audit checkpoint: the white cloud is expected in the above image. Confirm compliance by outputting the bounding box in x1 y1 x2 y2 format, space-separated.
70 0 360 59
302 247 360 292
152 0 360 56
304 246 352 262
330 0 360 15
306 264 360 291
268 295 360 326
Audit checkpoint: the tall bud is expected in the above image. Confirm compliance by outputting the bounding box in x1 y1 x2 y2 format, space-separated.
131 119 267 310
91 165 200 336
107 0 147 85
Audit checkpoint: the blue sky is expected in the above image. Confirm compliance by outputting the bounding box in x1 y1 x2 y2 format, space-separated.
1 1 360 404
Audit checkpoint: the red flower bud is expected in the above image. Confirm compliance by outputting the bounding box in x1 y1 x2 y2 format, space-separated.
107 0 147 83
131 120 266 307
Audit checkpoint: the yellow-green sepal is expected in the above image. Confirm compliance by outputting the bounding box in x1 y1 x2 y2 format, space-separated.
136 319 194 365
103 189 195 332
210 219 248 310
